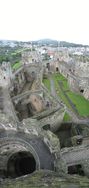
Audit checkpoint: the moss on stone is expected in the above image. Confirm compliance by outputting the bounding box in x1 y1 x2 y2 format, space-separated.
1 170 89 188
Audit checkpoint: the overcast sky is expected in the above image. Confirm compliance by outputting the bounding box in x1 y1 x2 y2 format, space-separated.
0 0 89 44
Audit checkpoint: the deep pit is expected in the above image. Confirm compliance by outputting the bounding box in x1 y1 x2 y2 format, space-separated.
7 151 36 178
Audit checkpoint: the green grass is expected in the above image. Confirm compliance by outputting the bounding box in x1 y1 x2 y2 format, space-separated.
53 74 71 108
43 78 50 91
67 91 89 117
63 112 71 122
52 73 65 81
62 80 70 90
43 73 89 117
12 61 22 70
53 73 69 90
53 73 89 117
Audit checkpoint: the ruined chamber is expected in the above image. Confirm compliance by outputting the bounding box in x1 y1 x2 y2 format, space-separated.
0 63 89 188
1 115 89 179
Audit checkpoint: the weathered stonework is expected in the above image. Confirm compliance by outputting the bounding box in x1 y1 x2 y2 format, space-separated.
46 59 89 100
0 58 89 187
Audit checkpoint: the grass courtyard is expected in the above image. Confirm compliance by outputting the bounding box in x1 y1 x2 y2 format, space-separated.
43 78 51 91
12 61 22 71
43 73 89 118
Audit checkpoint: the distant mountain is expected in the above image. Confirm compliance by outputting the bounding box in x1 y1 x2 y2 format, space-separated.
59 41 89 48
0 39 89 48
31 39 59 46
0 40 20 47
31 39 89 47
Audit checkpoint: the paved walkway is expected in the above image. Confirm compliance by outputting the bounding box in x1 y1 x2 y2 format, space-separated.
50 78 56 97
49 74 61 104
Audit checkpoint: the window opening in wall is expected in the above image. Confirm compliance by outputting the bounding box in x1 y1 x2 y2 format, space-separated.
56 67 59 72
68 164 84 176
80 89 84 93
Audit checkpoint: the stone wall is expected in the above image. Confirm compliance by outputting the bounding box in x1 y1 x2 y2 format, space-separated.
52 60 89 100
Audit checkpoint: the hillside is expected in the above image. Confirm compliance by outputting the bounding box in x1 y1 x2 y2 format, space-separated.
0 39 89 48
